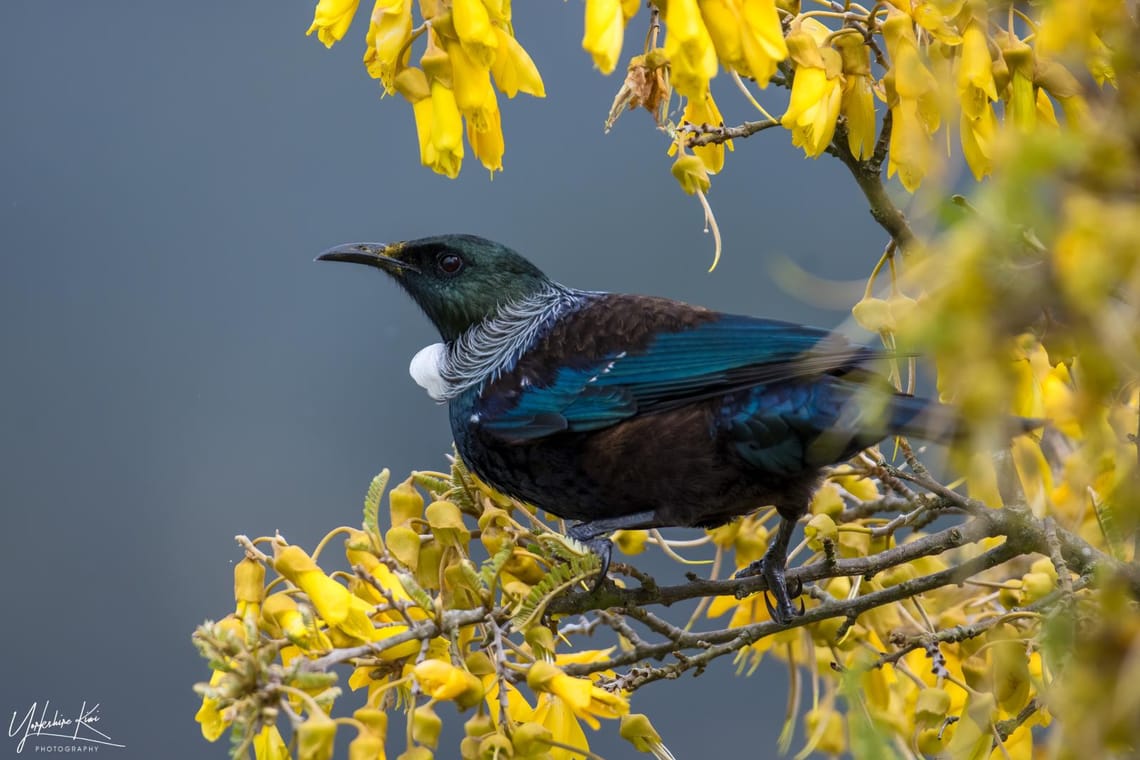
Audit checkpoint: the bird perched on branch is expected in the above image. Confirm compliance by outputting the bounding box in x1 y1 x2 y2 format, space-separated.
319 234 1035 623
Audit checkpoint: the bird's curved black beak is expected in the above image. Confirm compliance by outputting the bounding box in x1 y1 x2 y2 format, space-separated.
316 242 420 274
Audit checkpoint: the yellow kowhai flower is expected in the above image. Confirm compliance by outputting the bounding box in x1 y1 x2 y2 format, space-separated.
344 529 429 621
194 616 245 741
582 0 626 75
419 42 466 178
671 154 711 195
413 659 485 708
466 97 505 174
363 0 413 92
680 91 732 173
273 543 378 642
233 556 265 625
297 712 337 760
699 0 787 85
261 592 334 651
620 714 676 759
526 661 629 730
663 0 718 98
452 0 499 67
781 21 844 158
195 669 229 742
491 27 545 98
1001 37 1037 133
835 34 875 160
447 41 498 132
882 9 940 191
307 0 363 47
253 724 290 760
957 20 998 179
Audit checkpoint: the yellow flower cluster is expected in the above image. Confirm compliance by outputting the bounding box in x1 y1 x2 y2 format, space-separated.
194 464 658 760
308 0 1125 199
696 467 1067 759
308 0 544 177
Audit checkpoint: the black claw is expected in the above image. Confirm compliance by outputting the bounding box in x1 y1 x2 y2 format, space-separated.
585 537 613 592
788 576 804 598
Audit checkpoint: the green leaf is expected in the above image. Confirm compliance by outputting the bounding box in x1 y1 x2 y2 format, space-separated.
363 469 390 546
510 552 601 631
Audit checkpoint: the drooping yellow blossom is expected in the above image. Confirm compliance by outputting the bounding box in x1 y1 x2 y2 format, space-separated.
1001 37 1037 133
466 97 505 173
530 694 592 760
420 41 466 178
194 615 246 741
452 0 499 66
882 9 940 191
671 154 711 195
272 543 377 642
363 0 413 92
957 20 998 179
681 92 731 173
307 0 363 47
233 556 265 624
620 713 676 757
526 661 629 730
413 659 486 708
261 592 334 651
297 712 338 760
393 67 437 169
491 27 545 98
447 40 498 132
663 0 718 98
253 724 290 760
835 34 875 160
582 0 626 75
699 0 787 85
781 20 844 158
195 669 229 741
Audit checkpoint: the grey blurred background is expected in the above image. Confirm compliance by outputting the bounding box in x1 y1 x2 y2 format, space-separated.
1 2 892 757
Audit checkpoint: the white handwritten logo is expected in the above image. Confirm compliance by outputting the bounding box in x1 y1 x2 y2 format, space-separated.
8 701 125 753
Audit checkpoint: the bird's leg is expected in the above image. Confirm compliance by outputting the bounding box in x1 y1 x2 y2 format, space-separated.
734 516 804 625
567 511 662 591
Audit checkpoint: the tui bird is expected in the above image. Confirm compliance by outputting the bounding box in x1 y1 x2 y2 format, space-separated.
318 234 1030 623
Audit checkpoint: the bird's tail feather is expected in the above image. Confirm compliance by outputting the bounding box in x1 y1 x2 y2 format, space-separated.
885 393 1044 444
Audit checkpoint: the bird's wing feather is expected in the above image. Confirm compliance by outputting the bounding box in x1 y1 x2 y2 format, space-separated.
480 313 886 441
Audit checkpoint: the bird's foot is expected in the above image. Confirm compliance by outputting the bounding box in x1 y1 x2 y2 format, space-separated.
735 558 804 625
567 526 614 593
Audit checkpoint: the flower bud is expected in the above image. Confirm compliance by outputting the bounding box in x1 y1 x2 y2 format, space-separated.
386 525 422 571
804 513 837 552
671 155 710 195
914 687 951 727
348 731 385 760
511 722 552 754
412 705 443 749
810 482 844 517
464 713 495 738
613 529 647 555
619 713 663 751
426 500 471 549
390 477 425 526
852 297 894 332
478 733 514 759
395 68 432 103
297 713 337 760
234 557 266 607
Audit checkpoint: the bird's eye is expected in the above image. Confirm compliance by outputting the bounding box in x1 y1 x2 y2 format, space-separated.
438 253 464 275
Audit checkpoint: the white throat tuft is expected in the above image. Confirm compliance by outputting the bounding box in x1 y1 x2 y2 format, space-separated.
409 342 449 401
